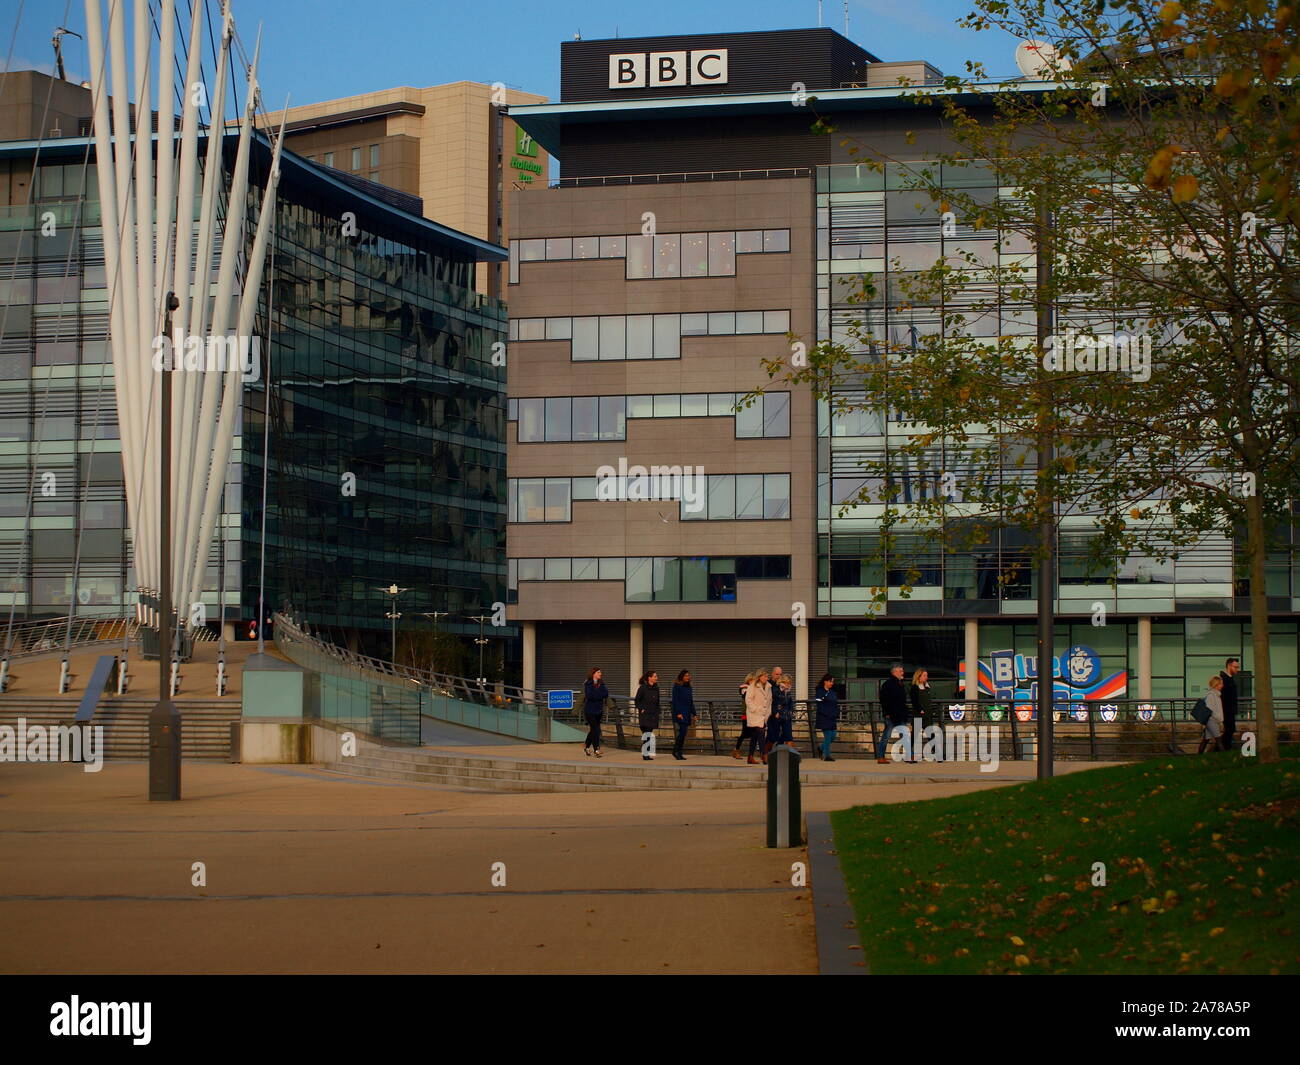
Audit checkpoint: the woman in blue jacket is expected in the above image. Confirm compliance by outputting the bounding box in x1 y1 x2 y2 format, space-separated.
814 673 840 761
582 667 609 757
670 669 696 761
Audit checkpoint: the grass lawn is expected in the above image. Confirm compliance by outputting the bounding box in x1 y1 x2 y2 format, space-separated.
831 750 1300 974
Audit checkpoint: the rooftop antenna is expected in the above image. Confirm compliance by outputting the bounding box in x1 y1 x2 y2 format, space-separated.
818 1 823 27
52 26 82 81
844 0 849 34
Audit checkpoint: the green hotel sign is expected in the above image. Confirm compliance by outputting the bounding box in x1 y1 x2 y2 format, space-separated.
511 125 541 183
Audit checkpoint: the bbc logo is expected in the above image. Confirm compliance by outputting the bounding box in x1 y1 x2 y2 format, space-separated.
608 50 729 90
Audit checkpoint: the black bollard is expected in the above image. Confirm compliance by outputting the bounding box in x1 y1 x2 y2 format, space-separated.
766 745 803 847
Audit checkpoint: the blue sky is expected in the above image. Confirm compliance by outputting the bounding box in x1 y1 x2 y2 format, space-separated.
6 0 1025 109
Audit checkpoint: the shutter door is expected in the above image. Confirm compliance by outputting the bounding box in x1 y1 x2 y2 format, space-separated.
644 620 812 705
536 621 631 700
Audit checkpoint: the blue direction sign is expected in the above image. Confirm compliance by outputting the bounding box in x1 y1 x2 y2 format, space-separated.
547 689 574 711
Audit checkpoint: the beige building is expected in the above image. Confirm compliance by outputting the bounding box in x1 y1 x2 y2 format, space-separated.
265 82 548 295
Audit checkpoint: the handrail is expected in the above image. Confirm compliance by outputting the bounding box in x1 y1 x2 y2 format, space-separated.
272 612 546 710
552 167 813 189
0 616 138 658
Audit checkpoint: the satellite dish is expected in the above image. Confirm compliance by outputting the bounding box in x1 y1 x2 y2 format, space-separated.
1015 39 1071 78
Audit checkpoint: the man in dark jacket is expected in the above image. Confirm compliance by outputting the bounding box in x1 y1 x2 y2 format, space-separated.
1219 657 1240 751
877 663 912 763
670 670 695 761
635 671 661 760
814 673 840 761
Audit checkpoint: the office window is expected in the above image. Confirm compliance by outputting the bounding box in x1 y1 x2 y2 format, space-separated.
627 394 653 418
708 231 736 275
681 233 708 277
545 557 571 580
323 151 334 167
763 391 791 437
681 313 708 336
351 148 361 170
518 239 545 261
598 316 626 360
735 310 764 335
599 395 626 439
626 556 652 602
653 234 680 278
369 144 380 167
681 393 708 417
707 475 736 520
598 557 626 580
545 317 572 340
572 317 599 360
546 237 572 260
600 235 626 258
653 314 680 358
572 397 599 441
573 557 598 580
544 397 571 442
517 399 543 442
626 235 652 278
764 310 790 333
764 474 791 518
737 230 764 253
544 478 571 521
736 474 764 519
707 312 735 335
573 236 600 259
626 315 654 359
763 229 790 252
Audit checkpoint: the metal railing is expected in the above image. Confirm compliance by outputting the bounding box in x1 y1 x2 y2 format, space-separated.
0 616 137 658
547 694 1300 761
553 167 813 189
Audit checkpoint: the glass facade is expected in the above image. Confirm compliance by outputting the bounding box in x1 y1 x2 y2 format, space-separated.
0 141 507 649
815 161 1298 689
245 146 508 640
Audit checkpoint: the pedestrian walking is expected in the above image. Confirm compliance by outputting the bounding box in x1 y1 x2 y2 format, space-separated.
582 667 608 757
733 672 754 759
910 667 940 762
738 668 772 764
877 663 911 763
634 670 661 760
1196 675 1226 754
768 674 796 751
765 669 788 753
1219 657 1240 750
815 673 839 761
671 670 696 760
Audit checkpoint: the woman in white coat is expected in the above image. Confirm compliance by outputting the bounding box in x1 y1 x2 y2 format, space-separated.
1198 674 1225 754
742 668 773 765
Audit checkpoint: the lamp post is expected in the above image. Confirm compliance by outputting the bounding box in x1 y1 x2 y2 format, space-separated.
468 614 493 687
375 583 409 662
149 292 181 801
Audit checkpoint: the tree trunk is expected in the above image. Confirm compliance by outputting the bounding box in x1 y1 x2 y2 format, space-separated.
1243 489 1280 763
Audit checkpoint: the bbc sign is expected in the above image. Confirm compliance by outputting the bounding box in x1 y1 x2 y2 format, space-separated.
608 49 729 90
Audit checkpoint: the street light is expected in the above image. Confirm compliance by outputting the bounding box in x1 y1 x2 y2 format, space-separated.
375 584 409 662
468 614 494 687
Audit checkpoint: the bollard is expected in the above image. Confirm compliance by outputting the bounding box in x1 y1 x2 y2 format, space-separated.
148 700 182 801
766 745 803 848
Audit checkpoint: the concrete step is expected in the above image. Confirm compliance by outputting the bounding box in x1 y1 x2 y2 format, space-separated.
0 699 239 760
343 754 768 790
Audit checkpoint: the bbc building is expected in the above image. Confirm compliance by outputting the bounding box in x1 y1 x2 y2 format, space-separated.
504 28 1300 706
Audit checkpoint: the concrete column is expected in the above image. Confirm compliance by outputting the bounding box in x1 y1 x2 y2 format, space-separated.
795 622 810 703
629 620 643 697
1137 616 1152 700
964 618 980 699
522 621 536 701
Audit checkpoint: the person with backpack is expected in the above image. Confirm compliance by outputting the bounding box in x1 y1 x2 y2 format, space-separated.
1196 674 1225 754
582 667 609 757
634 670 661 760
877 663 912 763
670 670 696 760
815 673 840 761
